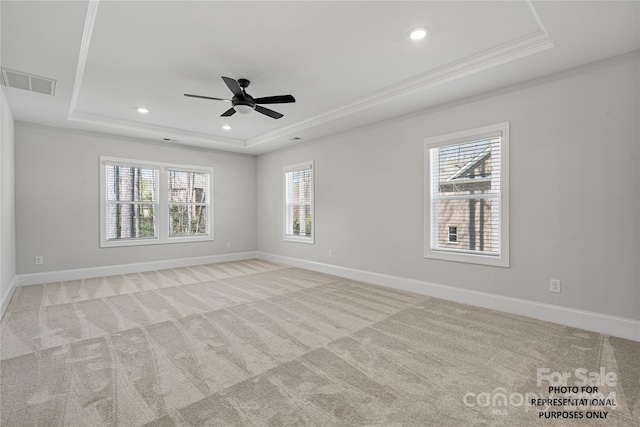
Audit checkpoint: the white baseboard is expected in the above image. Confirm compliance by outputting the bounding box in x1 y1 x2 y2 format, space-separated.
16 251 258 286
257 252 640 342
1 275 17 319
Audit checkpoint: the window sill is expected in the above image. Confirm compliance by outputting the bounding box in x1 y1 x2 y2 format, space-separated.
284 235 314 244
424 248 509 268
100 235 214 248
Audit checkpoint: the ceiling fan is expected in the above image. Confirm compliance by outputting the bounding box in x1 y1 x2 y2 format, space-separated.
184 76 295 119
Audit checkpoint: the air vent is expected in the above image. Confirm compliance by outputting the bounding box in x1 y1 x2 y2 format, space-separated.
1 68 56 96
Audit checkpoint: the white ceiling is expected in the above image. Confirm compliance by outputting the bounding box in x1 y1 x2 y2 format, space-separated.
1 1 638 154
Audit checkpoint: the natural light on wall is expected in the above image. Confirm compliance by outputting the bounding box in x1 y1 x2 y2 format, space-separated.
424 123 509 267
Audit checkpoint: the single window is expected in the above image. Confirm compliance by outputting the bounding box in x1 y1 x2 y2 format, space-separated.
284 161 314 244
424 123 509 267
448 226 458 243
100 157 213 247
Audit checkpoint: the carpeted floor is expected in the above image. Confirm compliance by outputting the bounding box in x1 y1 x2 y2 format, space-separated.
0 259 638 426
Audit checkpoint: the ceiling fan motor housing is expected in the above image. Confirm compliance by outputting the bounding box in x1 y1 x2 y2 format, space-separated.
234 79 254 112
233 94 256 113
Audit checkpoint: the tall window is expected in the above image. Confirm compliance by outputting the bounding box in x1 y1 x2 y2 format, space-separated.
100 157 213 247
424 123 509 267
284 161 314 243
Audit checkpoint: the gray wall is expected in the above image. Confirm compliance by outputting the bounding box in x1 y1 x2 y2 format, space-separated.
15 124 257 274
257 53 640 321
1 88 16 310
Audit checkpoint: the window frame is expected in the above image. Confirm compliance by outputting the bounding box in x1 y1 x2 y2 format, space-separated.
100 156 213 248
423 122 509 267
283 160 315 244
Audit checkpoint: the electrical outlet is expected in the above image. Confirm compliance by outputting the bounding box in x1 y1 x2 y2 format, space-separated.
328 250 333 258
550 279 561 293
34 256 44 265
226 242 231 249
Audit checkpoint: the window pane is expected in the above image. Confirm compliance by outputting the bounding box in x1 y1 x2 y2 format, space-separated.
434 138 500 196
285 204 312 237
106 165 156 202
435 198 499 254
107 203 155 240
168 170 208 203
169 205 208 236
285 169 312 204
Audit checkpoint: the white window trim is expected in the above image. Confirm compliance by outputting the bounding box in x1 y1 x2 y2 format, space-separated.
283 160 314 244
100 156 214 248
423 122 509 267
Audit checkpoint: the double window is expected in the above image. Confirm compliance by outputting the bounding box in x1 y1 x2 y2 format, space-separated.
424 122 509 267
100 157 212 247
283 161 314 243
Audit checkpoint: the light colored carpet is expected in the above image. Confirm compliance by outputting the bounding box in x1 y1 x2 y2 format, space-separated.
0 259 638 426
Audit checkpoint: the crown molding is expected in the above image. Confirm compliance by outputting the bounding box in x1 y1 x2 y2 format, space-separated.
68 110 245 148
246 30 553 148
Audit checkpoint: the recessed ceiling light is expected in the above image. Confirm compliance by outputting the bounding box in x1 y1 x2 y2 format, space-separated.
137 107 149 114
409 27 429 41
222 125 231 131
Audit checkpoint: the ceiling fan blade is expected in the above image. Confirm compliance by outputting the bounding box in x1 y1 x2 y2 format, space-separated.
255 105 283 119
222 76 244 98
253 95 296 105
221 108 236 117
184 94 231 101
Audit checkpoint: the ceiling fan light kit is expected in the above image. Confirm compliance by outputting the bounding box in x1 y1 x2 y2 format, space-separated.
234 104 254 115
184 76 296 119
